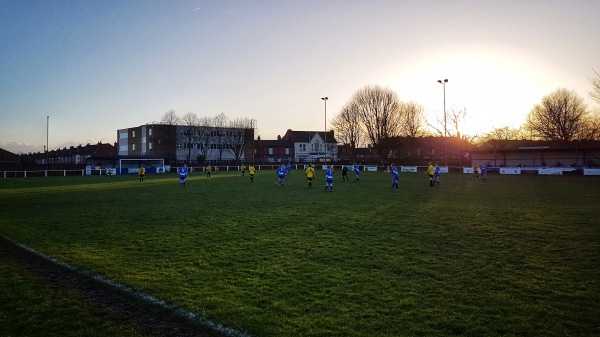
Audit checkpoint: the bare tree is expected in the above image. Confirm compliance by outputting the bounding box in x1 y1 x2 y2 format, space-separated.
526 88 589 141
577 111 600 140
589 68 600 105
479 126 521 149
331 101 364 162
395 101 427 161
426 106 470 137
180 112 199 163
161 109 180 125
228 117 255 163
425 106 475 164
352 85 402 161
425 110 447 137
160 109 180 164
446 107 469 138
196 116 214 163
212 112 229 162
400 101 426 138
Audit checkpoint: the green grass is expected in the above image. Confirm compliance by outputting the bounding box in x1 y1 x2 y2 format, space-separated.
1 170 599 336
0 252 147 337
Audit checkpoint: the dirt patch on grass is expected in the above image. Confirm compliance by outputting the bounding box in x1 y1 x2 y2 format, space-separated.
0 236 240 337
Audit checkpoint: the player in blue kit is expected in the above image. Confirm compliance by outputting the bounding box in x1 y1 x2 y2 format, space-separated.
324 165 334 191
353 163 360 183
178 164 188 187
434 163 441 187
390 163 399 190
277 164 286 186
480 164 488 182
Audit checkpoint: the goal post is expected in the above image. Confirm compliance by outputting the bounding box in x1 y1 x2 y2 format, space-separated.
118 158 165 174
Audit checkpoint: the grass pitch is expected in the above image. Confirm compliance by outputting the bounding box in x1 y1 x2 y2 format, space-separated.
1 169 599 336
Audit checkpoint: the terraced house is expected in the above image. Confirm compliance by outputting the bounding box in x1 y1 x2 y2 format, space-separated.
254 129 337 163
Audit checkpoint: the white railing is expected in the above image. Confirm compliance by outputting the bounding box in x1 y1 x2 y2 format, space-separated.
2 169 86 178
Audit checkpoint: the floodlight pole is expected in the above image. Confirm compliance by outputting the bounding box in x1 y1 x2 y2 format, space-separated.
321 97 328 162
437 79 448 166
46 115 49 170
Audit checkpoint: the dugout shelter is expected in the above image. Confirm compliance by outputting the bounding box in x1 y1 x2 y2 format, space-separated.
470 140 600 168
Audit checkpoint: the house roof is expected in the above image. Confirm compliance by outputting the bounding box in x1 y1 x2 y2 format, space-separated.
0 148 19 163
257 139 293 147
282 129 337 143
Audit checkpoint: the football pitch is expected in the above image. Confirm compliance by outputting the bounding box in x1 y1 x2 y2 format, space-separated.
1 169 599 337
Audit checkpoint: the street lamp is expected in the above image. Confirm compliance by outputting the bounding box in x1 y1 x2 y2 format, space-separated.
321 97 328 162
437 79 448 165
46 115 49 169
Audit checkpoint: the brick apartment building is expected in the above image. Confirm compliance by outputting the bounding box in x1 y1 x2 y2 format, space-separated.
117 123 255 164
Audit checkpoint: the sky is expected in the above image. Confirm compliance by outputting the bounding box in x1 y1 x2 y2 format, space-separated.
1 0 599 154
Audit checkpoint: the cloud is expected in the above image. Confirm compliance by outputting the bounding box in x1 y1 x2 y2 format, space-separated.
0 138 113 154
0 141 43 154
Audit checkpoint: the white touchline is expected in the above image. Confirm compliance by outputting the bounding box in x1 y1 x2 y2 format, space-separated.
3 235 252 337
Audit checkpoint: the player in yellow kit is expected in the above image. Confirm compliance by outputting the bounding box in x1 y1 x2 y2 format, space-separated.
249 164 256 183
138 166 145 183
472 163 479 180
305 164 315 188
427 162 434 187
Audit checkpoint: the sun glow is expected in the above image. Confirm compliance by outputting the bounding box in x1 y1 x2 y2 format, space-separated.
386 47 553 137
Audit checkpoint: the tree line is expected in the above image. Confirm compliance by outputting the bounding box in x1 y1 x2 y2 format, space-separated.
332 70 600 162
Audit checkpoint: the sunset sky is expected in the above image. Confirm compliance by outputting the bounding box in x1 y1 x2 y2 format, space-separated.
1 0 599 154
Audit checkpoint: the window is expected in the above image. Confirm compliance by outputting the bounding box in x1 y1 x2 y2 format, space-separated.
313 141 319 151
177 143 183 149
299 144 306 152
285 148 290 155
132 144 136 151
149 142 153 150
119 132 128 139
148 128 153 136
268 148 273 155
132 131 136 138
119 145 127 152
